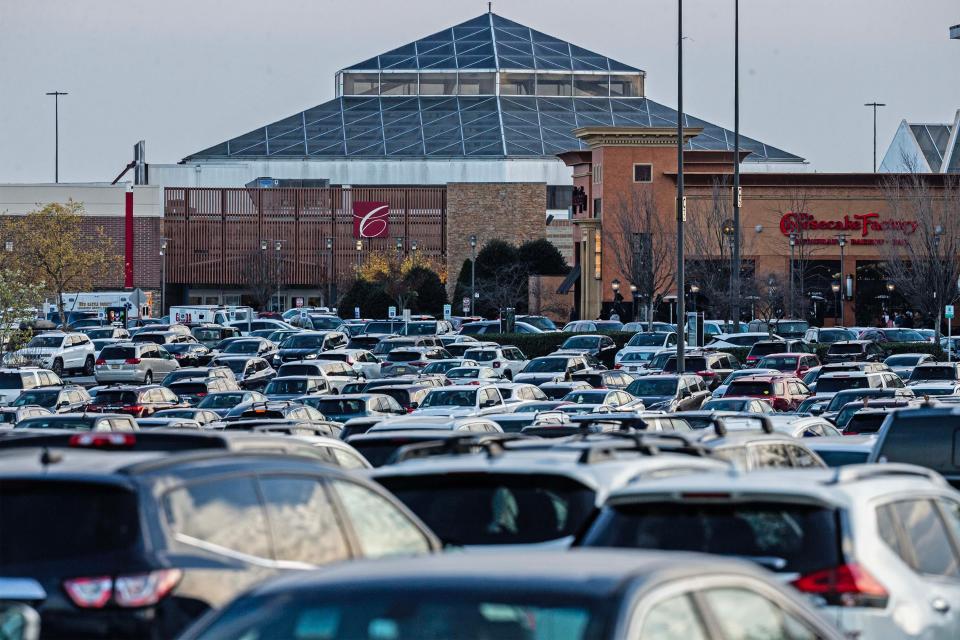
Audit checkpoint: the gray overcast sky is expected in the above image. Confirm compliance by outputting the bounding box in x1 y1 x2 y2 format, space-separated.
2 0 958 182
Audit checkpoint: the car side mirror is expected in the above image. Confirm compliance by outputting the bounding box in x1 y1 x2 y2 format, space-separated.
681 389 691 398
57 400 69 408
408 401 419 410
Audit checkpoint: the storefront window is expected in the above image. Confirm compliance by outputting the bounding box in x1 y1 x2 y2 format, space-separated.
418 73 457 95
500 72 536 95
574 74 609 97
380 73 418 96
458 72 496 95
342 73 379 96
538 73 573 97
609 74 642 97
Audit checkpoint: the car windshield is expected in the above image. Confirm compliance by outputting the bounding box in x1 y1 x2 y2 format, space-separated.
11 390 57 407
619 352 653 364
819 330 857 342
464 350 497 362
403 321 438 335
562 337 598 350
192 328 221 342
877 414 960 471
816 376 871 392
447 368 480 379
886 355 924 366
757 356 799 371
885 329 925 342
911 385 957 396
844 413 889 434
422 362 458 374
750 343 788 356
132 334 166 345
283 335 324 349
0 373 26 390
523 358 566 373
266 379 308 394
626 379 678 396
826 390 885 412
910 367 955 381
163 343 194 353
92 390 139 405
388 352 422 363
310 399 364 415
198 393 246 409
15 418 96 430
520 316 557 331
0 481 139 565
373 340 412 355
421 390 476 407
829 343 865 354
563 391 608 404
382 473 595 546
170 382 208 395
582 501 839 575
215 359 248 375
191 590 601 640
702 399 749 411
815 449 870 467
626 333 666 347
224 341 261 354
26 336 62 349
775 322 809 334
309 316 343 330
364 321 406 334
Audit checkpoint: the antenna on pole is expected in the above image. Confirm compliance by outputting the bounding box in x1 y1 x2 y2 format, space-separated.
488 2 492 13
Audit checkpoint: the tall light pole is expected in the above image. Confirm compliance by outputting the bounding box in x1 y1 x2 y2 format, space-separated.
45 91 68 183
325 237 334 308
675 0 687 372
835 233 847 325
788 233 796 316
831 281 841 322
689 283 699 313
159 238 168 315
864 102 886 172
731 0 742 329
274 240 282 312
469 235 477 316
355 239 363 273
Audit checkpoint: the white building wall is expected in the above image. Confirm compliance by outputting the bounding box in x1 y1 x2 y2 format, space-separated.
0 183 162 217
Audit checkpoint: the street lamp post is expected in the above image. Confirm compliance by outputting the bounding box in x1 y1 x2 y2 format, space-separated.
355 239 363 273
411 240 419 264
325 238 334 308
611 279 621 320
731 0 742 331
45 91 68 183
864 102 887 172
831 281 841 322
630 283 639 323
722 218 735 326
835 234 847 325
159 238 168 315
788 233 797 316
689 283 700 313
274 240 282 312
675 0 687 373
469 235 477 316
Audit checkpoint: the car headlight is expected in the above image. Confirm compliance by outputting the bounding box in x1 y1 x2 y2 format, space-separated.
304 353 317 359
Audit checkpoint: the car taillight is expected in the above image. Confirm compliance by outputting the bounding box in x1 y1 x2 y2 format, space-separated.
95 358 106 366
405 406 415 413
695 370 716 378
70 433 136 448
114 570 182 607
125 358 141 365
791 563 888 608
64 576 113 608
614 364 622 369
746 355 758 362
121 405 144 416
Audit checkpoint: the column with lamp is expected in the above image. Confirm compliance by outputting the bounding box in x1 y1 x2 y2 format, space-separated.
835 233 847 325
721 219 735 326
831 281 841 323
260 240 269 312
611 279 622 320
630 284 640 323
469 235 477 316
274 240 282 313
934 225 944 338
395 237 403 259
689 283 699 314
788 232 796 317
410 240 419 264
884 282 895 318
159 238 168 316
325 238 334 308
355 239 363 274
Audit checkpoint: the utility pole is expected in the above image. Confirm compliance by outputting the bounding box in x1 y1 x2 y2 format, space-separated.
675 0 686 372
731 0 742 329
469 235 477 316
864 102 886 172
45 91 68 183
326 238 334 308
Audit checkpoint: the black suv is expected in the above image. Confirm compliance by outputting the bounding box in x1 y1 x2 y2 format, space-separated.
0 447 438 639
869 403 960 487
660 351 740 390
823 340 885 364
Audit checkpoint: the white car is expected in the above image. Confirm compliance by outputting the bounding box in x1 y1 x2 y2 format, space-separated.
615 332 678 365
411 384 507 417
0 367 64 405
314 348 382 380
11 331 95 376
461 345 528 380
706 332 782 349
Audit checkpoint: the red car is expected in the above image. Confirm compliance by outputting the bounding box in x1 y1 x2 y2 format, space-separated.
723 374 812 411
756 353 821 379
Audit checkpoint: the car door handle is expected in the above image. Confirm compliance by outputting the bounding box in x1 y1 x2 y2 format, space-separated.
932 598 950 614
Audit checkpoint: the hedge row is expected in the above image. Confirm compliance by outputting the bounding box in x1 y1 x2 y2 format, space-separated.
480 332 947 362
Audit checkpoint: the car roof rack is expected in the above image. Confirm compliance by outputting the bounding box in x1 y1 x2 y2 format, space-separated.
252 423 337 437
828 463 945 486
568 431 711 463
706 414 775 437
389 433 530 464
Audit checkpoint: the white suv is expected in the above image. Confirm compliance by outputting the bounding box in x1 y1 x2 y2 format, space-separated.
462 346 528 380
580 464 960 640
11 331 95 376
0 368 64 405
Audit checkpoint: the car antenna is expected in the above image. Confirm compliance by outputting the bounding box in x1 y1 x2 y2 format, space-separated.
40 447 63 467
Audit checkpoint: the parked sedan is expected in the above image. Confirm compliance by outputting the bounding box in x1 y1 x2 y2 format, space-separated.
557 334 618 368
262 375 328 401
884 353 936 379
178 551 843 640
11 385 91 413
195 390 268 417
209 356 276 391
85 384 185 417
298 393 405 423
625 375 710 412
161 342 212 366
723 375 812 411
444 366 503 384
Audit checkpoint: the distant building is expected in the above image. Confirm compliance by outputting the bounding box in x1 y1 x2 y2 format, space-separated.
879 110 960 173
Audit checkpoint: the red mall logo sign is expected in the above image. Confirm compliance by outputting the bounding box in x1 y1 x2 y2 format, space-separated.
353 201 390 239
779 212 918 238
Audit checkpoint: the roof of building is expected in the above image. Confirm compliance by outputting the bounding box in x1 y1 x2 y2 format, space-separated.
183 13 802 164
880 110 960 173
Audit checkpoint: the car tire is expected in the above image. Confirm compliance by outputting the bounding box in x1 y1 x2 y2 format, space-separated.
504 369 513 381
143 371 153 384
82 355 94 376
51 358 63 377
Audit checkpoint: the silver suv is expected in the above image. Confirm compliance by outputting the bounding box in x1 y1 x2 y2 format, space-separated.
95 342 180 384
580 464 960 640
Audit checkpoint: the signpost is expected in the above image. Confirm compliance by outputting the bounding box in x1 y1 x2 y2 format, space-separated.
354 307 360 320
402 308 411 335
388 306 397 319
295 297 304 308
442 304 451 321
947 305 955 363
462 297 470 315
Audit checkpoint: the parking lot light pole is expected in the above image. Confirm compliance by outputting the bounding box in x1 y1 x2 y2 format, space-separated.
835 234 847 324
831 281 841 322
689 283 699 313
355 239 363 274
469 235 477 316
630 283 639 322
788 233 797 316
274 240 282 312
325 238 334 308
159 238 168 315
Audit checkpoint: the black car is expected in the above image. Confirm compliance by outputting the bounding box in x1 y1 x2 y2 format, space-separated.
869 403 960 488
208 356 276 391
11 385 91 413
0 447 438 639
660 352 740 390
625 374 711 411
15 412 138 431
557 334 618 368
160 342 212 366
823 340 886 364
275 331 349 365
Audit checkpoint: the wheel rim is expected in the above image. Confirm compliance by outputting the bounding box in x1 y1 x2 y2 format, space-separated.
145 372 152 383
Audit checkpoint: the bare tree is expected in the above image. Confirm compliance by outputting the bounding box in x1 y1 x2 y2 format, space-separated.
475 262 529 314
881 174 960 338
239 250 279 311
607 186 675 329
744 272 785 333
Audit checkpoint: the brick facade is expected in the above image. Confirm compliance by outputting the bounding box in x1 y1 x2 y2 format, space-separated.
445 182 547 295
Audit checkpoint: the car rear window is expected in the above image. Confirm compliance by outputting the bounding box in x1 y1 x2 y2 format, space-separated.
387 351 421 362
582 501 840 575
379 474 595 546
727 381 774 396
350 439 419 467
464 350 497 362
911 367 956 381
814 449 871 467
816 376 871 393
877 414 960 472
312 399 365 415
758 356 799 371
277 365 318 377
844 413 889 434
0 481 139 565
170 382 208 395
100 346 136 360
15 417 97 430
750 343 789 357
376 389 411 405
662 357 707 373
93 390 140 405
828 343 864 355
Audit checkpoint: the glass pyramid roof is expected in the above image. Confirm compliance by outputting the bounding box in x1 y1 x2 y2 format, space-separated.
344 13 641 72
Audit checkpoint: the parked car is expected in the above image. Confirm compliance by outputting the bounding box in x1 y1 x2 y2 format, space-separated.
262 375 329 401
747 318 810 339
859 327 928 344
189 324 241 348
362 384 434 413
10 385 91 413
412 385 507 417
802 326 859 344
161 366 236 387
167 377 240 406
222 337 278 359
514 354 591 385
745 339 811 364
82 326 130 340
299 393 405 423
556 334 618 367
85 384 185 417
274 330 349 364
444 366 503 384
380 347 453 377
711 368 781 398
570 369 635 390
625 374 710 412
908 362 960 384
461 345 529 379
756 352 821 378
312 348 382 379
823 340 887 364
161 341 212 366
14 412 138 431
195 390 268 417
95 342 180 384
0 405 53 426
660 351 740 390
723 375 811 411
178 550 843 640
11 331 95 376
208 355 276 391
701 397 775 413
561 320 624 333
277 359 363 394
0 447 438 639
152 407 224 427
616 332 678 363
884 352 936 379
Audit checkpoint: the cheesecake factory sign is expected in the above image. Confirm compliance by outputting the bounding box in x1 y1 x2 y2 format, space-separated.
779 212 917 245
